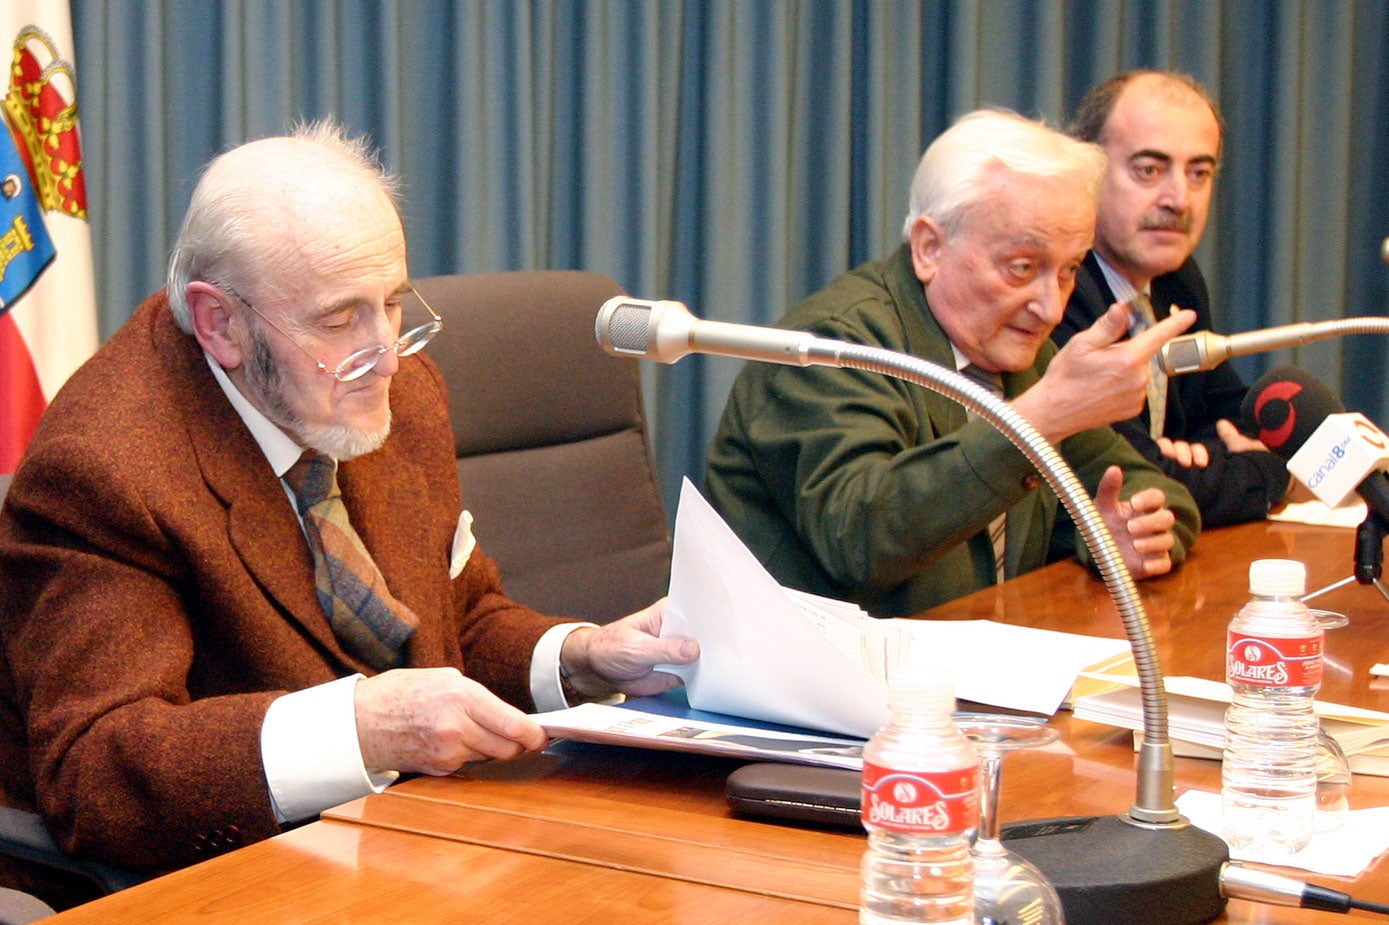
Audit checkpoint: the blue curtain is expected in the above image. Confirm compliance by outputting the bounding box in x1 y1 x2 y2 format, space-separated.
69 0 1389 515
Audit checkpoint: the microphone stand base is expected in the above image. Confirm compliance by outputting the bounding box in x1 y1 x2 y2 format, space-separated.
1002 814 1229 925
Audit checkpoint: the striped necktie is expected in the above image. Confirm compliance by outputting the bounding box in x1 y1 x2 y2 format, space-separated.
1129 293 1168 440
284 452 418 670
962 364 1008 584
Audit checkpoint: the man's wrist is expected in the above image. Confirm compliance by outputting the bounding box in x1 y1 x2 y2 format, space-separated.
557 657 583 703
557 626 616 702
531 623 591 711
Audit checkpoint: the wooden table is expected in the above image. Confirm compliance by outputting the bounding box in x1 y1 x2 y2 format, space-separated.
46 520 1389 923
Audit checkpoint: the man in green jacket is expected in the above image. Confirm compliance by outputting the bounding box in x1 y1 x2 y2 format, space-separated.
704 109 1201 617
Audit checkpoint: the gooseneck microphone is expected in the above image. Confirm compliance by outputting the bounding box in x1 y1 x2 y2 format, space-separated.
597 295 1229 925
1157 317 1389 376
597 297 841 366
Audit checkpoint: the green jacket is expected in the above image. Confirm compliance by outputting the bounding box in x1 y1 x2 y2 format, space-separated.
703 244 1201 617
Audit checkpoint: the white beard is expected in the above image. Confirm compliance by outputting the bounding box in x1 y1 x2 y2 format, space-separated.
244 326 392 460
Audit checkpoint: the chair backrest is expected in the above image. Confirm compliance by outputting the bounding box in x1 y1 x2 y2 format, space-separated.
414 271 672 623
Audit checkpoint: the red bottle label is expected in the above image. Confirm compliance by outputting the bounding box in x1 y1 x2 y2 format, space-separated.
860 761 979 834
1227 631 1323 687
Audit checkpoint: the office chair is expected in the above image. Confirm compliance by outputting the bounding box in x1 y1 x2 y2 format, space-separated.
0 886 53 924
414 270 673 622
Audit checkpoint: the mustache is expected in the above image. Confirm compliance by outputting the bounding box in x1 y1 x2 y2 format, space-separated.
1139 211 1193 233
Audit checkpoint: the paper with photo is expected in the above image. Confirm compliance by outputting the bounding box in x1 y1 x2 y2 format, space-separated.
534 701 866 770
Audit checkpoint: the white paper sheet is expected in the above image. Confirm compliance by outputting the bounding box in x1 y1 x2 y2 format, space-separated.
896 619 1131 716
1177 789 1389 877
662 479 1132 739
1268 498 1367 528
660 479 890 739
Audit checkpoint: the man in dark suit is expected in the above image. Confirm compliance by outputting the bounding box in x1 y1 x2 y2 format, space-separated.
0 123 697 902
1055 70 1290 526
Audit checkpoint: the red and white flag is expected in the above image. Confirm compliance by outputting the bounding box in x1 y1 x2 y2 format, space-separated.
0 0 96 474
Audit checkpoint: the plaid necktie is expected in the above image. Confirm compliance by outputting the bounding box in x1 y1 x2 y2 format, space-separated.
284 452 418 670
1129 293 1168 440
962 364 1008 584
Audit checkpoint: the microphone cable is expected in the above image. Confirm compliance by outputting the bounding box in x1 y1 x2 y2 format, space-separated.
1221 862 1389 915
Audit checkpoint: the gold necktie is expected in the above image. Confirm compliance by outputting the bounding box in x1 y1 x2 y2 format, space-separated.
1129 294 1168 440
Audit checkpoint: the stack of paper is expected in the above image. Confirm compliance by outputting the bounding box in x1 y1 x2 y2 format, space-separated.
1072 673 1389 776
653 479 1131 740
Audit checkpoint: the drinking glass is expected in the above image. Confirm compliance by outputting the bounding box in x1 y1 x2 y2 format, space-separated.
953 712 1065 925
1307 608 1349 629
1315 725 1351 829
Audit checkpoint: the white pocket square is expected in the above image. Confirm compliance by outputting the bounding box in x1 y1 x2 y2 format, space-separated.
449 510 476 579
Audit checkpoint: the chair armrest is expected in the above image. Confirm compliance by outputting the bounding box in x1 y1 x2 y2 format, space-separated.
0 806 147 894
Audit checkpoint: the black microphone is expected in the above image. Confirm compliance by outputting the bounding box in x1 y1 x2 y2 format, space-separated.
1240 364 1342 457
1241 365 1389 523
1157 318 1389 376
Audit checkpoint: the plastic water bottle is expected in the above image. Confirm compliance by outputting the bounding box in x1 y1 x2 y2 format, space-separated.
860 655 979 924
1222 558 1323 856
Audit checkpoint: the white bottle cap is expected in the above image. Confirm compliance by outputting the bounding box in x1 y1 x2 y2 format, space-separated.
1248 558 1307 597
890 635 956 714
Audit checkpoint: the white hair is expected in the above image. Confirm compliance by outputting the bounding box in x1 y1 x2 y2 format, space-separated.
165 120 400 332
901 109 1106 241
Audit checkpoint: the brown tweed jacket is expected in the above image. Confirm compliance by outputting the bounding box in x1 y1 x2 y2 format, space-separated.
0 291 564 875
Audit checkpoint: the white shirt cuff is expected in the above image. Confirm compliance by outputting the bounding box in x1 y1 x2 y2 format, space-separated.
261 675 397 824
529 621 629 711
530 622 592 711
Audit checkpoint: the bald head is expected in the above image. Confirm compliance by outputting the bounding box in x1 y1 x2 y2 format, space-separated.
1071 70 1223 155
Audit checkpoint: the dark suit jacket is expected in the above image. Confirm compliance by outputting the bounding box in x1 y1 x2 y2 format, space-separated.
0 292 564 877
1054 253 1287 526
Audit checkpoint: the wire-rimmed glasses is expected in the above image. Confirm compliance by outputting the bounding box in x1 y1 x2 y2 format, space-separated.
226 283 442 382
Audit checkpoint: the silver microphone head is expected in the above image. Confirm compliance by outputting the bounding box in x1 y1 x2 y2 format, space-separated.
596 298 658 356
1159 335 1211 376
594 296 697 363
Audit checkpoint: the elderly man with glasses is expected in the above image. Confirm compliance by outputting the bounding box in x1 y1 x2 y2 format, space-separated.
0 122 697 908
